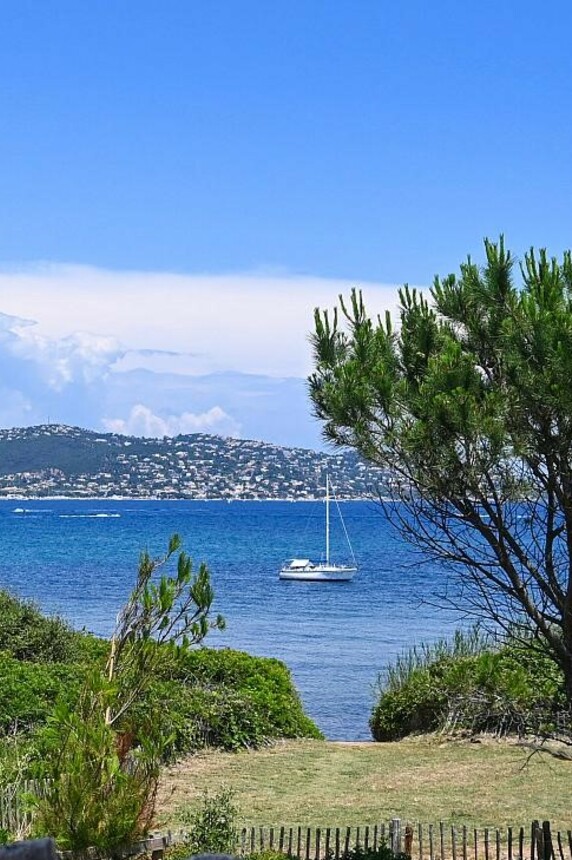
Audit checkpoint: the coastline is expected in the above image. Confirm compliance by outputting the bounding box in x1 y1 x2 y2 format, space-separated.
2 494 381 503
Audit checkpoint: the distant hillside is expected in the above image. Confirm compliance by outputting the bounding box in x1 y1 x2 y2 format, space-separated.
0 425 388 499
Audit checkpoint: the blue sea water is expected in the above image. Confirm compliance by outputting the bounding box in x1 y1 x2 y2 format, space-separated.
0 498 460 740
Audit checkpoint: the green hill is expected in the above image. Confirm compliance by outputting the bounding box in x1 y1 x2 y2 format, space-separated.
0 424 387 499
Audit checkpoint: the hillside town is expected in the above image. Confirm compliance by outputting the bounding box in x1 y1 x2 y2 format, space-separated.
0 424 387 500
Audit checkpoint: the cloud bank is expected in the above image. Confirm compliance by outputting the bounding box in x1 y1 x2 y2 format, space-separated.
0 264 401 447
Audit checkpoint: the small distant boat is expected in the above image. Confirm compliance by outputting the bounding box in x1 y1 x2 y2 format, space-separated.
279 474 357 582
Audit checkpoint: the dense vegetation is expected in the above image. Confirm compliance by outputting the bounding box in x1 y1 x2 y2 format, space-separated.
310 238 572 702
371 629 567 742
0 588 321 784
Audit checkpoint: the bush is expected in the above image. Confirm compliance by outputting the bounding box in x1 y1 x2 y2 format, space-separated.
370 628 567 741
178 788 238 854
32 671 160 854
0 588 321 775
0 590 82 664
0 653 83 736
151 647 323 754
341 845 410 860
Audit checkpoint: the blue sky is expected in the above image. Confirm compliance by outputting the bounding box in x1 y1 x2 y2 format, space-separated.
1 1 571 448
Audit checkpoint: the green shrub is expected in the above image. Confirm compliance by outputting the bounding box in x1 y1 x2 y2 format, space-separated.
152 648 323 754
341 844 410 860
0 653 83 736
370 665 446 741
0 590 82 664
370 628 567 741
178 788 238 854
32 671 160 854
0 588 320 771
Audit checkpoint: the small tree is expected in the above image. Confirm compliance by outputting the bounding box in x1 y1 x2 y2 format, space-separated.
34 535 224 853
105 533 224 736
310 238 572 707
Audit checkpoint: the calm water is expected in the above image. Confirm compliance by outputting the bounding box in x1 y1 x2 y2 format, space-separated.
0 498 459 740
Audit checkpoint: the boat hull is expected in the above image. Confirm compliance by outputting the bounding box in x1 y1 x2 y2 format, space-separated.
279 564 356 582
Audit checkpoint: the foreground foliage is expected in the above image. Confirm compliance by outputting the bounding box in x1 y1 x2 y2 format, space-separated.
310 237 572 703
32 535 223 853
177 788 239 855
0 579 320 847
0 539 320 850
33 672 161 852
156 648 322 754
371 629 566 741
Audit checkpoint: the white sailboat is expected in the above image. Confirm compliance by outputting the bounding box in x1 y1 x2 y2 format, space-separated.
279 474 357 582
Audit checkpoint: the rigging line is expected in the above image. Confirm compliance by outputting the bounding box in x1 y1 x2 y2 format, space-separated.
330 477 358 567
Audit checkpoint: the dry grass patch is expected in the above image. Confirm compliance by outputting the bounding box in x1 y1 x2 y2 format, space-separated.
155 736 572 831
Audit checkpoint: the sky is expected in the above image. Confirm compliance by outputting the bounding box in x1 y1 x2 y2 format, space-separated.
1 1 571 449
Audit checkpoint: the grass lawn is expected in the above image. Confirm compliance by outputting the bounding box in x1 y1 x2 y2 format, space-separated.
155 736 572 832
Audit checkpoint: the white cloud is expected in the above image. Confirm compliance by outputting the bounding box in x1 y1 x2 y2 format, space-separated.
0 263 401 378
0 310 123 390
0 262 402 446
102 404 241 438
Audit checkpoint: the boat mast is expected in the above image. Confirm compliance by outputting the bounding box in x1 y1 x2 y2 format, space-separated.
325 472 330 565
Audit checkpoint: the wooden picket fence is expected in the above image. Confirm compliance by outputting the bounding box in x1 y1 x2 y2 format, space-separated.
1 782 570 860
232 820 572 860
0 779 45 838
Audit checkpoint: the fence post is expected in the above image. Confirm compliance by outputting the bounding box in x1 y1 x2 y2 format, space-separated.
391 819 402 855
542 822 553 860
405 825 413 857
531 821 539 860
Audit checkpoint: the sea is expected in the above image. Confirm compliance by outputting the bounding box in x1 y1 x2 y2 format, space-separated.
0 498 461 741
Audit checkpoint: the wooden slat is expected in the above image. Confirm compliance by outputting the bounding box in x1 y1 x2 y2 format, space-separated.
543 821 554 860
532 821 539 860
405 825 413 857
429 824 434 860
393 819 402 855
